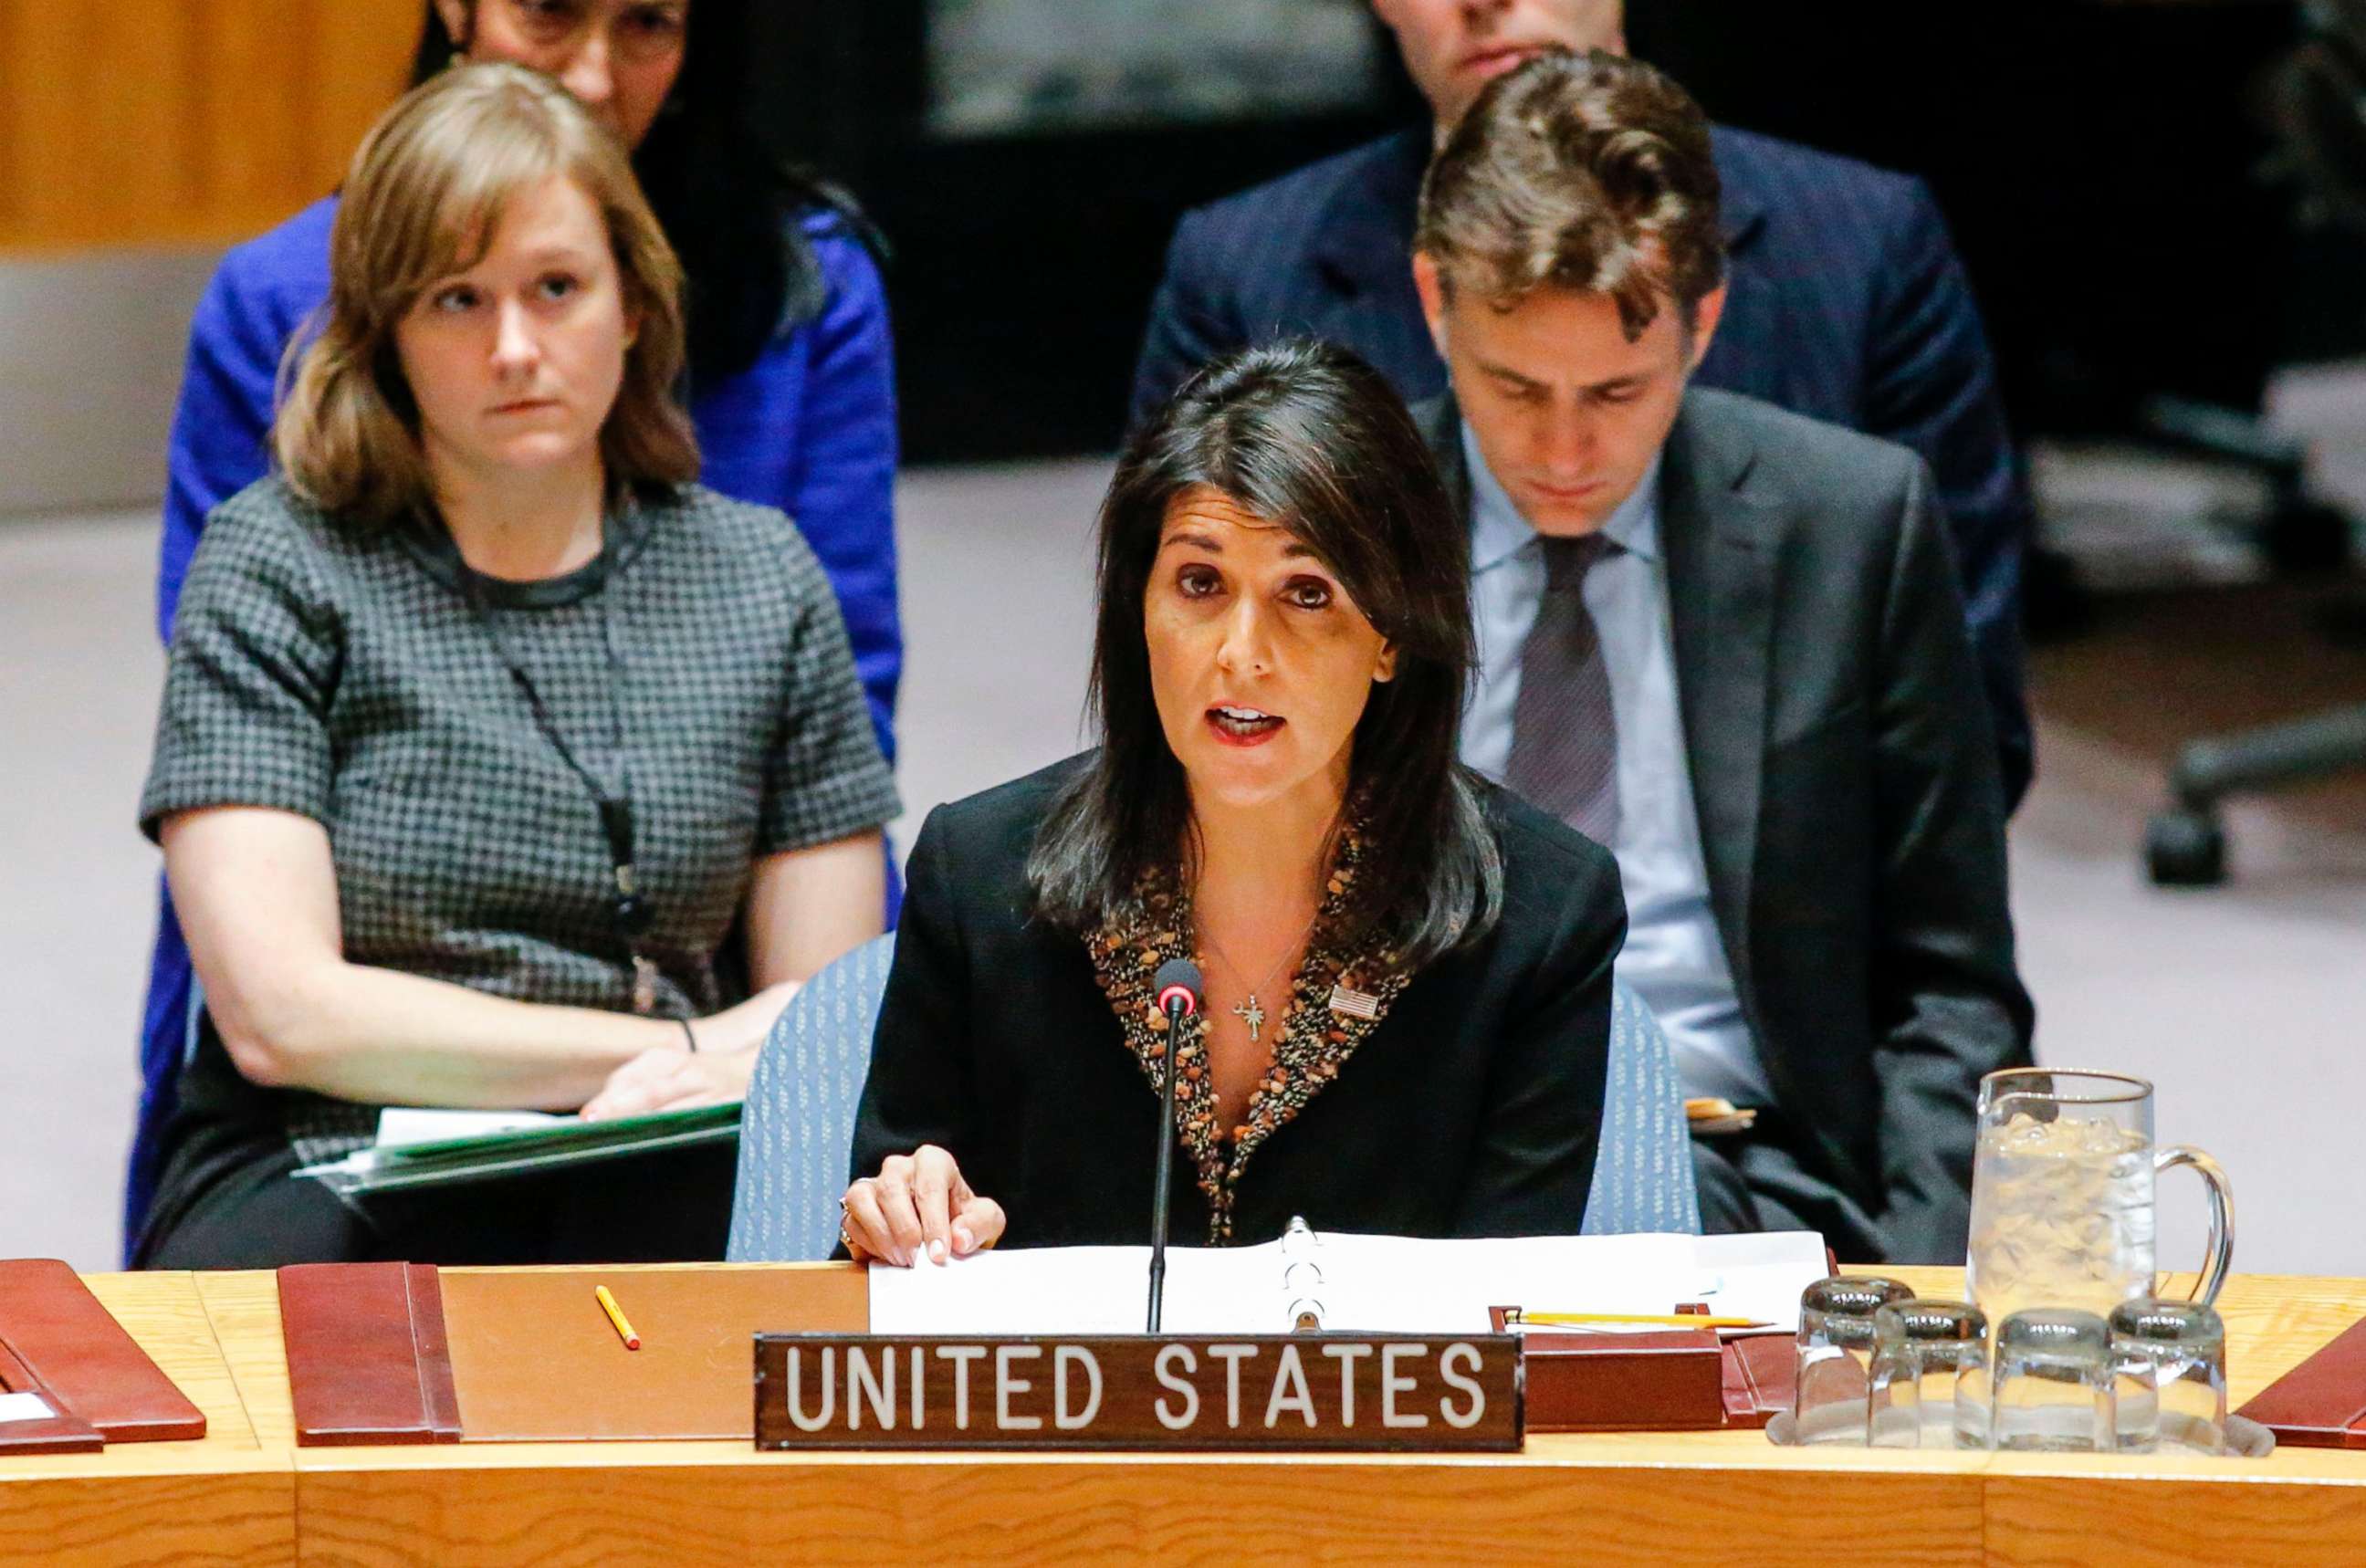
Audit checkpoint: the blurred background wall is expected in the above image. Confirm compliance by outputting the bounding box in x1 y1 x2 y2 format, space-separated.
0 3 417 513
743 0 2338 468
6 2 2343 484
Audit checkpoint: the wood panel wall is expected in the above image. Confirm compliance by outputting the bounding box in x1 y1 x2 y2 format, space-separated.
0 3 424 253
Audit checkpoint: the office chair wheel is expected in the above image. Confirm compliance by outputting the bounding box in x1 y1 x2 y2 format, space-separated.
2144 808 2227 886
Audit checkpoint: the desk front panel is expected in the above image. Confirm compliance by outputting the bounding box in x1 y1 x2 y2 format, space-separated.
11 1264 2366 1565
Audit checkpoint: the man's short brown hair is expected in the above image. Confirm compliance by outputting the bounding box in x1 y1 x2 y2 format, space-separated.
1415 48 1723 340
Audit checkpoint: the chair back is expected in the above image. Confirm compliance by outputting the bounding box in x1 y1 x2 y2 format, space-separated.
1582 977 1702 1234
726 933 898 1262
727 936 1698 1253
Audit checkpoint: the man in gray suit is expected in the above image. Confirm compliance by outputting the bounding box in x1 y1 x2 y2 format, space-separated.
1413 50 2033 1263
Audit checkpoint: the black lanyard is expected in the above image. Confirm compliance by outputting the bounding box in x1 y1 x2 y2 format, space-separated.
452 526 665 1014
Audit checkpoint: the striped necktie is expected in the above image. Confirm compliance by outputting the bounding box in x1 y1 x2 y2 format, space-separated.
1503 533 1622 846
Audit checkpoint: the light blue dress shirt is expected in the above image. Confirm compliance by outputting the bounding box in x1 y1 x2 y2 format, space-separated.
1459 424 1774 1109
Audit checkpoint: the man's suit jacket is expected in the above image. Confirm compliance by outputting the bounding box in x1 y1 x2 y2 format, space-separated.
1132 124 2033 811
1415 386 2035 1264
850 758 1626 1249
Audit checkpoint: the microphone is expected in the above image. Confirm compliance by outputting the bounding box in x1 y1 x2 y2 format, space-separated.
1147 957 1202 1333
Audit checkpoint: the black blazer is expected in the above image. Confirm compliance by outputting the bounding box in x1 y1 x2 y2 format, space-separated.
1416 387 2034 1264
850 760 1627 1249
1130 124 2033 810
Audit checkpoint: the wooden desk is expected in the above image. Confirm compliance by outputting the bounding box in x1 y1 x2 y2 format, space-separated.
0 1272 291 1565
9 1265 2366 1566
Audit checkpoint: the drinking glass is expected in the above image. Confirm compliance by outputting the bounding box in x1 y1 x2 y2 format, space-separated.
1868 1300 1990 1449
1794 1277 1914 1446
2110 1299 2228 1456
1992 1309 2115 1452
1965 1070 2235 1332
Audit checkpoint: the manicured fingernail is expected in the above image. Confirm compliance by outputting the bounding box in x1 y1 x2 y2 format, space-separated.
928 1239 947 1265
952 1225 972 1254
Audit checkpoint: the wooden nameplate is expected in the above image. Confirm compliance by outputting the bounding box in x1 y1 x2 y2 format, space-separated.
755 1333 1522 1451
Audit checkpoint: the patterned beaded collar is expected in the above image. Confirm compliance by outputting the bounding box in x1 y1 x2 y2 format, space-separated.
1085 819 1409 1245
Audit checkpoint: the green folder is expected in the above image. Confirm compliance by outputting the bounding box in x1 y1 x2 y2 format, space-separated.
293 1103 741 1196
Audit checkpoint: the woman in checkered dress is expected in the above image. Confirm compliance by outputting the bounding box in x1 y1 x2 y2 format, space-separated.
133 66 898 1268
133 0 904 1246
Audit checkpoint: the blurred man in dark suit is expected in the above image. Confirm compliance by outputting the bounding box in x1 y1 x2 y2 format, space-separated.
1133 0 2034 810
1406 49 2033 1261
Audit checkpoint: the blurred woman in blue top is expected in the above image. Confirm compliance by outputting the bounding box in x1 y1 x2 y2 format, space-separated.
134 0 901 1245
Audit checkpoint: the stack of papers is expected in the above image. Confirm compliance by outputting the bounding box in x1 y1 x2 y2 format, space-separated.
293 1103 740 1195
868 1230 1827 1338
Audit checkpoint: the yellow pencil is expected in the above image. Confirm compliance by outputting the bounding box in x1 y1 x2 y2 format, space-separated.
1520 1312 1771 1330
594 1284 641 1351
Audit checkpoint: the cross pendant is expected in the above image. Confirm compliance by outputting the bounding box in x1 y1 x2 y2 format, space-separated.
1232 994 1266 1042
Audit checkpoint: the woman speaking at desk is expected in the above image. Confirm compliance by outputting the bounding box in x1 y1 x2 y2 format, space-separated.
843 343 1625 1265
135 65 897 1268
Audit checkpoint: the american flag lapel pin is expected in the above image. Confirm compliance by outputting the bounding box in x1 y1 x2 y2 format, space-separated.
1326 985 1380 1020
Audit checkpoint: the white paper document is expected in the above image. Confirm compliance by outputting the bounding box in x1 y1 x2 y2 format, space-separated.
372 1108 570 1149
0 1392 58 1425
1684 1230 1837 1331
867 1230 1827 1337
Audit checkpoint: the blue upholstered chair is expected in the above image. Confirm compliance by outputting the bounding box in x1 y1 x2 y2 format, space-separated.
1582 978 1702 1235
726 935 1701 1260
726 933 900 1262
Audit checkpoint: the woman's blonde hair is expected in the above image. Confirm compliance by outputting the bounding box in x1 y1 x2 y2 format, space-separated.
276 62 698 526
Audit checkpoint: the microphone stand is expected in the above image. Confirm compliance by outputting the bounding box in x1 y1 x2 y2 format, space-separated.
1147 991 1188 1332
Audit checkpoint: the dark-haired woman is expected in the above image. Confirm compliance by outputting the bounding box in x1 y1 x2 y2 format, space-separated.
840 342 1625 1265
133 0 902 1237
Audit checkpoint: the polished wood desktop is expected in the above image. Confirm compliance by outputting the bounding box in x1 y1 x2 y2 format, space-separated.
0 1272 290 1564
5 1265 2366 1565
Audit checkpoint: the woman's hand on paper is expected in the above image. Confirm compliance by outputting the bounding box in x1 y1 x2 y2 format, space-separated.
580 1040 753 1120
578 982 799 1120
842 1145 1006 1267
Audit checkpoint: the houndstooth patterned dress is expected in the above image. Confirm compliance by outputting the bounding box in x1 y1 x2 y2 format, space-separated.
141 476 901 1165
